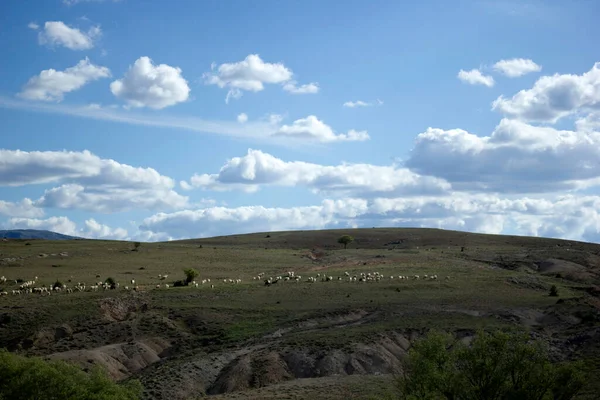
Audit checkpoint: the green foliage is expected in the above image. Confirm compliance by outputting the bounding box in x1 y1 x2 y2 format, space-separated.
550 285 559 297
0 349 142 400
397 329 586 400
104 277 117 289
337 235 354 249
183 268 199 284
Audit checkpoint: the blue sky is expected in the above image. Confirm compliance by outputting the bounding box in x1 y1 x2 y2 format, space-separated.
1 0 600 242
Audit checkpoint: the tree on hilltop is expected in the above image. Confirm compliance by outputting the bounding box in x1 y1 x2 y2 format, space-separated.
337 235 354 249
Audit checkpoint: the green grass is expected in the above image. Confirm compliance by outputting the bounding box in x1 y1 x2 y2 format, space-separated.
1 227 599 399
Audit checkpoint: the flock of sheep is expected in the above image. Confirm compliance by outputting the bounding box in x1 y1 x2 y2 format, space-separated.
0 269 450 297
261 270 449 286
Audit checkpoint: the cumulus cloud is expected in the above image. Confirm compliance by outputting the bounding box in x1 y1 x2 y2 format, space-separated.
0 149 188 212
110 56 190 109
0 199 44 218
492 62 600 122
18 58 110 102
37 21 101 50
4 216 131 240
282 81 320 94
493 58 542 77
457 69 495 87
138 194 600 242
237 113 248 123
6 216 79 237
204 54 316 101
183 148 450 197
343 99 383 108
405 118 600 193
83 218 128 239
273 116 369 143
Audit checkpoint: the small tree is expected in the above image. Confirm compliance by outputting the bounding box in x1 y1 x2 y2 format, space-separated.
104 277 117 289
183 268 199 284
337 235 354 249
0 349 142 399
397 329 586 400
550 285 559 297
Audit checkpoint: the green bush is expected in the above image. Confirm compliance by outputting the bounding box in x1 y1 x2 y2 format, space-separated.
53 280 64 289
337 235 354 249
183 268 199 284
0 349 142 399
550 285 559 297
396 329 586 400
104 277 117 289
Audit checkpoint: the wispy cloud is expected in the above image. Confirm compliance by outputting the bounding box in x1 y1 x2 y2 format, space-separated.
0 96 275 140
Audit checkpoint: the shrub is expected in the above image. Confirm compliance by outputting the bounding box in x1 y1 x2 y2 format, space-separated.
173 280 187 287
104 277 117 289
396 329 586 400
337 235 354 249
53 280 64 289
0 349 142 399
132 242 141 251
183 268 199 284
550 285 559 297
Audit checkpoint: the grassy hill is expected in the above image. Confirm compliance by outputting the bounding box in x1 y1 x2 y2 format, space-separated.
0 228 599 399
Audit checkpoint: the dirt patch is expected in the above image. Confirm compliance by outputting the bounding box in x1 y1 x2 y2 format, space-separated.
47 337 170 380
99 296 149 322
505 275 549 291
207 333 408 395
536 259 596 283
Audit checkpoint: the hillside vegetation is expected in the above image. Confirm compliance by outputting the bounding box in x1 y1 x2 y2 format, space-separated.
1 228 600 399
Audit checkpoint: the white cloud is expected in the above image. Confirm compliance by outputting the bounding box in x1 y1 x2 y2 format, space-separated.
576 112 600 132
83 218 128 239
273 115 370 143
110 56 190 109
343 99 383 108
457 69 495 87
282 81 320 94
183 148 450 197
4 216 130 240
137 194 600 243
0 149 188 213
237 113 248 123
28 22 39 30
493 58 542 77
405 118 600 193
35 183 188 213
0 96 279 142
37 21 101 50
0 199 44 218
18 58 110 102
492 62 600 122
6 216 79 237
204 54 316 101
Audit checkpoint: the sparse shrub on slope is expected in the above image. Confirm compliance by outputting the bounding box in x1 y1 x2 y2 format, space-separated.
105 277 117 289
550 285 559 297
396 330 586 400
183 268 199 284
0 349 142 400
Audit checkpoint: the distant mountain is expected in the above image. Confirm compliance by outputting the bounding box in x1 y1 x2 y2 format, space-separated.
0 229 81 240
